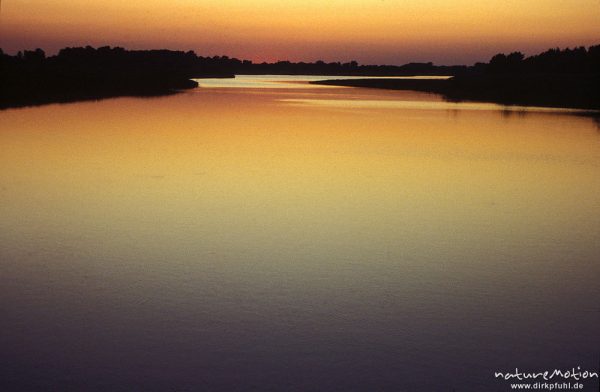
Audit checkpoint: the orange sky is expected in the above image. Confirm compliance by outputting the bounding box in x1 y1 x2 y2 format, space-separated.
1 0 599 64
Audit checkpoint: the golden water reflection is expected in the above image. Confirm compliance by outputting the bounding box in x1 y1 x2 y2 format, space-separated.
1 80 599 391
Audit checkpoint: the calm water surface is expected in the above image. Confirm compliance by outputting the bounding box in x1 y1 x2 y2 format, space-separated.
1 76 599 391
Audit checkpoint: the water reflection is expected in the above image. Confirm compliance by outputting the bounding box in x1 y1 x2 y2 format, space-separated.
1 78 599 392
592 115 600 130
282 98 594 114
194 74 451 88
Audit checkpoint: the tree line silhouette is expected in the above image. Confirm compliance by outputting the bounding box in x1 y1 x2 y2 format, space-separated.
315 44 600 110
0 45 467 109
483 45 600 74
1 44 599 109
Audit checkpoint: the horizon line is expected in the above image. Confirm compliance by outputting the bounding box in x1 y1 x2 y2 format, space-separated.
2 42 600 68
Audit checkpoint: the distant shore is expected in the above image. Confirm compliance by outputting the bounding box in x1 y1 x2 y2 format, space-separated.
2 44 599 110
0 47 235 110
0 79 201 110
312 74 600 111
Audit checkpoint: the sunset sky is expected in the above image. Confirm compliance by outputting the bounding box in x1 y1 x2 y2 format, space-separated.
1 0 599 65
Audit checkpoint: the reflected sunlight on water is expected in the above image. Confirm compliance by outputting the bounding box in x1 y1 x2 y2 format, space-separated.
1 77 599 392
194 74 451 88
282 98 597 113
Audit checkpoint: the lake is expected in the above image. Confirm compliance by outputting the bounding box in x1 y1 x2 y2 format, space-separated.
1 75 599 391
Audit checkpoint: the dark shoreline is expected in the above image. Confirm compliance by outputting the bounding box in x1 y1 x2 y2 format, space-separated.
0 47 236 110
2 44 599 111
0 79 201 110
311 74 600 111
3 74 599 113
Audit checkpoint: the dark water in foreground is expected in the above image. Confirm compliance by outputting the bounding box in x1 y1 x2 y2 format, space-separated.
1 76 599 391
